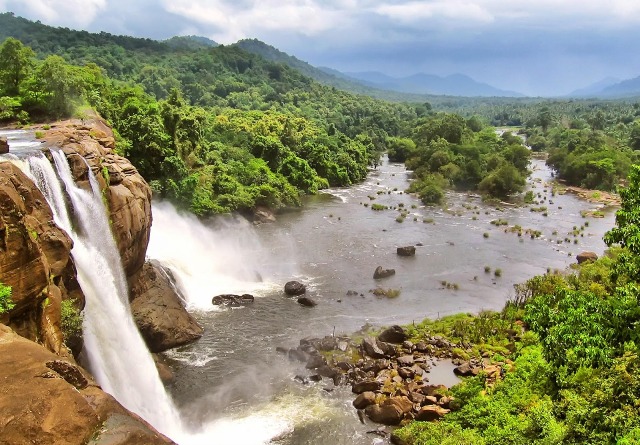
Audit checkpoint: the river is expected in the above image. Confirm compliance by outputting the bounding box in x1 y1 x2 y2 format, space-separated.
147 155 616 444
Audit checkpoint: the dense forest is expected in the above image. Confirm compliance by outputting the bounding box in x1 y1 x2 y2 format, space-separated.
0 12 532 215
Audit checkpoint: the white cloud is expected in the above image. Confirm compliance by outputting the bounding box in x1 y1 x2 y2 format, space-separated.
374 1 494 25
0 0 106 27
162 0 348 43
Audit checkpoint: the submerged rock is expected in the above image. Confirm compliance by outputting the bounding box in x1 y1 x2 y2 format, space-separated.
297 296 317 307
212 293 255 306
284 280 306 296
373 266 396 279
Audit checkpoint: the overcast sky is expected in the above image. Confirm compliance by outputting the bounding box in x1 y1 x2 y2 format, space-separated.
2 0 640 96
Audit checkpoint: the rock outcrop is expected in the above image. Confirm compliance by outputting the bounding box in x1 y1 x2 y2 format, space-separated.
0 162 81 356
0 136 8 154
43 119 151 278
128 260 203 353
0 324 175 445
577 251 598 264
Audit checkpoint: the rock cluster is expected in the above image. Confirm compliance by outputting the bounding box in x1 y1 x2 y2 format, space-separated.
281 325 460 426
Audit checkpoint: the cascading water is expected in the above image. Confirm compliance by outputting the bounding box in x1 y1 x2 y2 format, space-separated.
147 201 299 311
28 151 183 439
25 150 302 444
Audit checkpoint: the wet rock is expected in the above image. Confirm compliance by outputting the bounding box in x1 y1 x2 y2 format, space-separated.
275 346 288 354
353 391 377 409
396 246 416 257
0 136 8 154
284 280 306 296
297 296 317 307
415 405 450 421
352 380 381 394
309 374 323 382
577 251 598 264
129 261 203 353
288 348 308 363
364 403 404 426
373 266 396 279
305 354 327 369
211 293 255 306
253 206 276 224
377 325 408 344
346 290 359 296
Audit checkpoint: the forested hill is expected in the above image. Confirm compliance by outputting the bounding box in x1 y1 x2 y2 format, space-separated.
0 12 537 218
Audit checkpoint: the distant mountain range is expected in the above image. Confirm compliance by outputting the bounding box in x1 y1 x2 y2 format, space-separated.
568 76 640 98
341 71 524 97
233 38 525 99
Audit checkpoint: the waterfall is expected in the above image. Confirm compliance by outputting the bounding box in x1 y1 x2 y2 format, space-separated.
26 151 298 445
28 151 183 439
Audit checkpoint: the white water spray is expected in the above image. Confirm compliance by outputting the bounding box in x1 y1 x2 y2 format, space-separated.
147 201 298 311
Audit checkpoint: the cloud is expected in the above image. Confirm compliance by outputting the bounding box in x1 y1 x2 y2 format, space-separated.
162 0 348 43
0 0 106 27
374 1 494 26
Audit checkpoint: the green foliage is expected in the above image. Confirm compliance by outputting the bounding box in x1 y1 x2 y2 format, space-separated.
0 281 14 314
60 299 83 341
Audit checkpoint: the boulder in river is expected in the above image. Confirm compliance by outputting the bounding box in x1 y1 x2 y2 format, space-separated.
297 296 317 307
377 325 408 344
0 136 8 154
396 246 416 257
353 391 377 409
129 260 204 353
212 294 255 306
373 266 396 279
364 402 404 426
284 280 306 296
577 251 598 264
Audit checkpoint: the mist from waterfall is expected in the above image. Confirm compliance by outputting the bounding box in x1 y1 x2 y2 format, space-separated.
147 200 299 311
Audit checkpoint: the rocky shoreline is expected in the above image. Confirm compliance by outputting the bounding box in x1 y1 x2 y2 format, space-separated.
279 322 516 438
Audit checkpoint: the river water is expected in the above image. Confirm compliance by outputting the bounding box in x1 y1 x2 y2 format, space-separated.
148 155 616 444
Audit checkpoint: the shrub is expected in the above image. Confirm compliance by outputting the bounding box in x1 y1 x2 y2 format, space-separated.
60 299 83 341
0 282 14 314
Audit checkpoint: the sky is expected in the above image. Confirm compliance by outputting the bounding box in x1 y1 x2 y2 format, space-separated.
1 0 640 96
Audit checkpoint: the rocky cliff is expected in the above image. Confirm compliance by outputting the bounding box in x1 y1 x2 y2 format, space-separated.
0 162 81 357
0 324 175 445
0 118 202 444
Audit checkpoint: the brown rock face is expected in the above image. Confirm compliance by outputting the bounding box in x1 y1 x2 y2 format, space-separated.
0 324 175 445
129 260 203 353
44 119 152 278
0 136 8 154
0 162 78 355
577 251 598 264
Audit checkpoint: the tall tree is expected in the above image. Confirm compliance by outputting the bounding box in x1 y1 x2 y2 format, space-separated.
0 37 35 96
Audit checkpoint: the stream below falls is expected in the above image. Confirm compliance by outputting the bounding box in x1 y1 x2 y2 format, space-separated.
147 155 616 444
